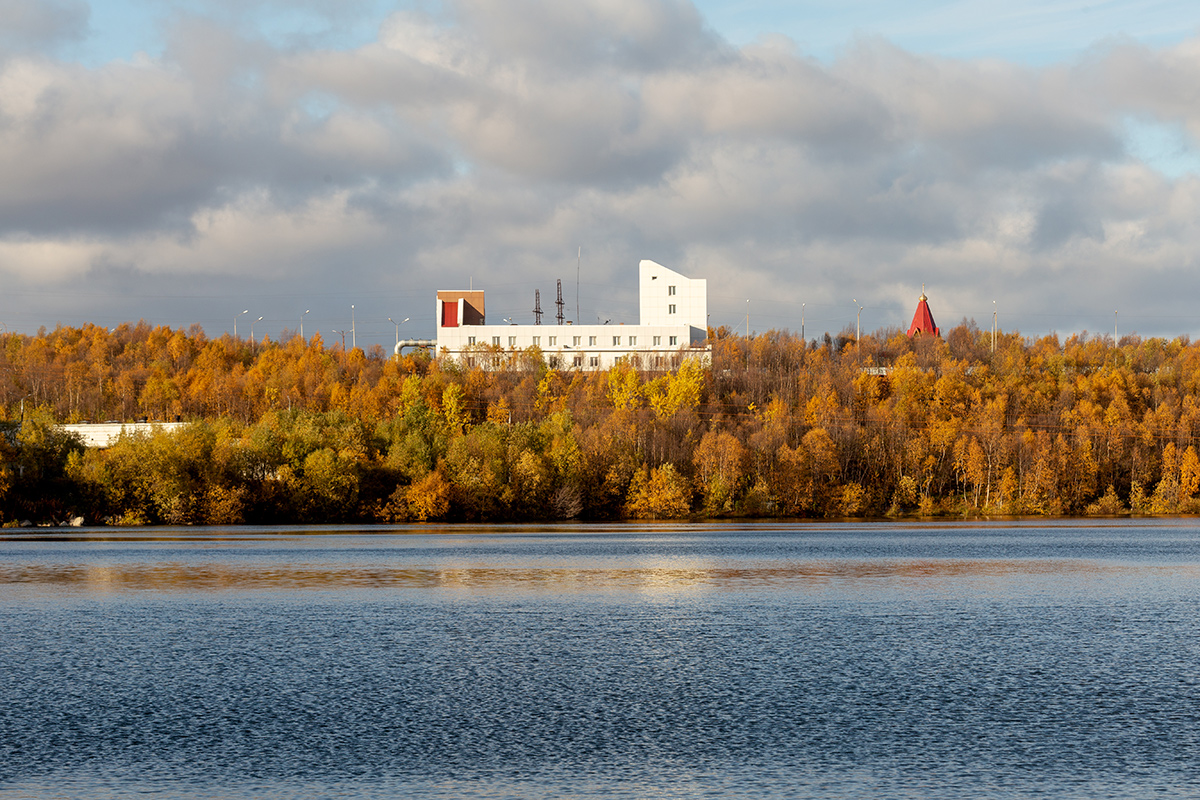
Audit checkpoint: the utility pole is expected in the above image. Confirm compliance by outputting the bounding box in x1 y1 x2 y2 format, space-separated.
801 302 805 343
351 305 355 350
1115 310 1118 343
992 300 997 353
746 299 750 338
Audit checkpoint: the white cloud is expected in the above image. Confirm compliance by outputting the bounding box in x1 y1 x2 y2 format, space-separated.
5 0 1200 341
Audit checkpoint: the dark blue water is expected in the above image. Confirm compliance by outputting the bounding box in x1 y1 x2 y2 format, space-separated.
3 520 1200 798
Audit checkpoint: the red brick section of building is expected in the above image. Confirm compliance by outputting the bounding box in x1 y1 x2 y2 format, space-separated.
907 289 940 337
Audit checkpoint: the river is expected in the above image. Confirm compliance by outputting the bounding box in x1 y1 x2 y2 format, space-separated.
3 520 1200 799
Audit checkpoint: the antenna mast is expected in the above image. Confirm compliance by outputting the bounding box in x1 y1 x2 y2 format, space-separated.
556 279 565 325
576 246 581 324
533 290 543 325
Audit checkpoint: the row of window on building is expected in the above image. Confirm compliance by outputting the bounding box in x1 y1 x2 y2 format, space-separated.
466 334 679 348
466 353 684 369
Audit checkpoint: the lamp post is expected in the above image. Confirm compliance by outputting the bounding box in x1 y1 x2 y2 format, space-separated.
1115 310 1118 343
853 299 863 356
801 302 805 344
351 305 356 350
235 309 248 339
251 316 263 349
301 309 310 341
992 300 997 354
332 329 346 351
388 317 409 351
746 299 750 338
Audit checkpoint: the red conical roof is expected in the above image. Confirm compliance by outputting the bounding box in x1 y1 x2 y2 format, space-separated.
907 289 940 338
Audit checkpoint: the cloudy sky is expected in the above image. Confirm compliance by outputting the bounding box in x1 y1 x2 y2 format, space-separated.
3 0 1200 348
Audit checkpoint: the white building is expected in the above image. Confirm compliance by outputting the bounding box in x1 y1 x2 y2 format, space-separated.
436 260 709 370
59 422 189 448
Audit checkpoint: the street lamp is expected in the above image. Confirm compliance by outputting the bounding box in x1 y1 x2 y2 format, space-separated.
388 317 409 350
332 329 346 351
801 302 805 344
235 309 248 339
853 299 863 355
1115 310 1118 343
351 305 356 350
251 316 263 349
992 300 997 353
301 309 310 341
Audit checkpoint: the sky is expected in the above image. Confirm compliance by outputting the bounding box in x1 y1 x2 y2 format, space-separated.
3 0 1200 349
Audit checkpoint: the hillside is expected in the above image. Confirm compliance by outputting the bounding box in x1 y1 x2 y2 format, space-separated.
1 320 1196 524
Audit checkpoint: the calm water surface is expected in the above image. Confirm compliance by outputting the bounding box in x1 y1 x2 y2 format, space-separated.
3 520 1200 799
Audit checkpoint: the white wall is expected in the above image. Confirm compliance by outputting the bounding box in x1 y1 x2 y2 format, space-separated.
437 322 702 369
638 259 706 339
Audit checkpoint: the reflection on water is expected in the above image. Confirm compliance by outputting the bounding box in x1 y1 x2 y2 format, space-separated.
5 522 1200 799
0 558 1181 593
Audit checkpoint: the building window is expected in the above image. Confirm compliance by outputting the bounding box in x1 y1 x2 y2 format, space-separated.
467 357 475 367
654 356 664 367
468 336 476 345
668 285 676 296
549 356 560 368
573 355 583 367
668 304 676 314
588 336 597 346
629 336 637 346
492 336 501 346
508 336 517 347
573 336 581 347
589 356 599 367
548 336 556 346
533 336 540 346
669 336 678 345
653 336 661 346
614 356 625 365
612 336 621 346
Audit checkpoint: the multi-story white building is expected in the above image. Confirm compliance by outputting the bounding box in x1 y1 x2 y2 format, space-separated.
436 260 709 370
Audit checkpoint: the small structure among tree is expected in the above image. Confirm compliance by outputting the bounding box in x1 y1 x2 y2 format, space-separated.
907 286 941 338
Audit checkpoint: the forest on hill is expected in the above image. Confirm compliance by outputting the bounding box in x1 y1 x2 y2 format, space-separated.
1 319 1199 525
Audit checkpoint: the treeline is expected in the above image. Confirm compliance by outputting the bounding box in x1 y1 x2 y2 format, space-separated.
3 319 1200 524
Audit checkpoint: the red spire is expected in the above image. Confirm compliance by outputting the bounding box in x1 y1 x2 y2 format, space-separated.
907 287 940 338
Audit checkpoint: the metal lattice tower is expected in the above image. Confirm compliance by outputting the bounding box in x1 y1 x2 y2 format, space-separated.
533 290 543 325
556 280 565 325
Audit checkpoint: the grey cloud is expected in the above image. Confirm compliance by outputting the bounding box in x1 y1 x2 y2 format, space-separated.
0 0 88 53
641 45 894 157
1089 39 1200 123
448 0 726 73
1028 164 1107 251
0 19 452 237
835 40 1123 171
